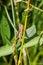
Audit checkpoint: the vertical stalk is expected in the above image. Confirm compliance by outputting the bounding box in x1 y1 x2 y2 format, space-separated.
4 6 15 30
18 6 28 65
10 0 15 25
14 55 18 65
10 0 16 38
28 0 30 9
15 4 20 26
23 48 27 65
2 56 8 65
18 0 30 65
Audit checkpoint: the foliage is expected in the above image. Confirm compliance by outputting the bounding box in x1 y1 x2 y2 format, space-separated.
0 0 43 65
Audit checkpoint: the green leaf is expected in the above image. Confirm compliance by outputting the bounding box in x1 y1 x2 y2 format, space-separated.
0 45 12 57
19 36 43 50
0 15 11 44
23 36 40 48
1 32 11 45
40 35 43 45
0 36 43 57
1 22 11 45
1 15 10 39
23 35 43 48
26 25 36 38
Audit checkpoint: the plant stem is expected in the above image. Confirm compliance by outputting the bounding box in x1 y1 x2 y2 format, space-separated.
4 6 14 29
18 11 28 65
28 0 30 9
10 0 16 38
22 1 43 12
2 56 8 65
30 4 43 12
18 0 31 64
4 6 17 33
10 0 15 23
14 55 18 65
15 4 20 26
9 55 13 65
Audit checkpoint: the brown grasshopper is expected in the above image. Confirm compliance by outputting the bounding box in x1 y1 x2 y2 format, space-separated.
17 23 23 39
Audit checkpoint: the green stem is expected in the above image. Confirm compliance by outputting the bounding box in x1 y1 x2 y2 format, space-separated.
2 56 8 65
10 0 16 38
10 0 15 23
4 6 17 38
4 6 14 29
15 4 20 26
9 55 13 65
18 12 28 65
